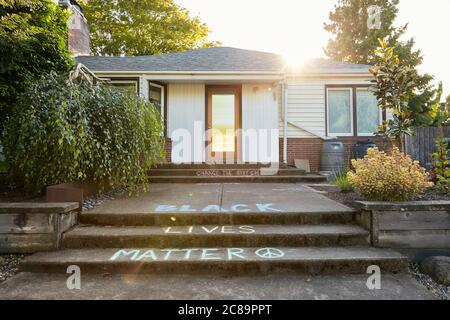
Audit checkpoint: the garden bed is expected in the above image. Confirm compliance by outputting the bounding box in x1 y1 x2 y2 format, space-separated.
0 186 44 203
320 186 450 260
324 187 450 210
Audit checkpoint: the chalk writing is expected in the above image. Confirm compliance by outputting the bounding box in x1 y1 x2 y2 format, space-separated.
154 203 282 213
196 169 260 177
163 225 255 234
109 248 286 261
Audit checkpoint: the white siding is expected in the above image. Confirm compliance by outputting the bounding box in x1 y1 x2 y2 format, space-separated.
242 84 279 163
279 78 372 138
168 83 205 163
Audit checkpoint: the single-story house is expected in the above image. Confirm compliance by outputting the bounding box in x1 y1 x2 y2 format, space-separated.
77 47 389 171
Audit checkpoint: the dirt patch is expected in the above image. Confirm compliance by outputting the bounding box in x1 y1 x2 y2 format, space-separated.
0 187 44 202
409 262 449 300
415 187 450 201
0 254 26 283
324 191 365 209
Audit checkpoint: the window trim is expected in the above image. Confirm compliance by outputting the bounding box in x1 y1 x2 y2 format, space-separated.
326 87 354 137
325 84 385 137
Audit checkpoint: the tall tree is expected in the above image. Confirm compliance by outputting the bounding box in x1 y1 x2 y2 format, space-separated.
324 0 435 126
82 0 217 56
0 0 73 134
324 0 420 66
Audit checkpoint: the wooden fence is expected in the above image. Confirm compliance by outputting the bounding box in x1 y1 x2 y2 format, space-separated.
404 127 450 169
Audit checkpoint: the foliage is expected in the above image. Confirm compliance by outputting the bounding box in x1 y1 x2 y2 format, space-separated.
430 102 450 193
0 159 6 173
2 73 165 193
333 168 354 192
431 137 450 193
0 0 74 134
408 81 443 127
82 0 218 56
370 38 422 151
324 0 435 124
324 0 416 65
347 147 432 201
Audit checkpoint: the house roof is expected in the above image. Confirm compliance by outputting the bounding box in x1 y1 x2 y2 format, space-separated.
76 47 371 74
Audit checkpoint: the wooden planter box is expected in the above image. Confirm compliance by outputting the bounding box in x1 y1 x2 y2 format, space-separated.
356 201 450 259
0 202 80 253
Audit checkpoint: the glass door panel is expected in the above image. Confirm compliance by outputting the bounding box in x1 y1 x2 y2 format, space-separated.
211 94 235 152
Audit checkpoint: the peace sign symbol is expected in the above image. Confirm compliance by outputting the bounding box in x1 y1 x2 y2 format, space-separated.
255 248 284 259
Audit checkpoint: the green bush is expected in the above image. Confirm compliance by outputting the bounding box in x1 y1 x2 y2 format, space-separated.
431 136 450 193
0 0 74 134
2 73 165 193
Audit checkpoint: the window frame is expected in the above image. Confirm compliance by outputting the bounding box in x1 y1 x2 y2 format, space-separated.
149 82 165 118
326 87 354 137
105 78 139 94
325 84 385 137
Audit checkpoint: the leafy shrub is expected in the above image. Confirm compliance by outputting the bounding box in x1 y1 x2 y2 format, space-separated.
2 73 164 193
347 147 432 201
431 137 450 193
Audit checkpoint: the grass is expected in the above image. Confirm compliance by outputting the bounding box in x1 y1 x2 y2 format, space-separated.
333 168 354 193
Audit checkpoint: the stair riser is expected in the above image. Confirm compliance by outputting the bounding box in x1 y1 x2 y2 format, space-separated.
149 169 306 177
153 164 274 170
149 176 326 183
80 212 359 226
21 259 408 275
62 234 369 249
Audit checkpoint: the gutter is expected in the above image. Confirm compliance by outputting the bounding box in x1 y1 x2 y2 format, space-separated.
282 81 288 164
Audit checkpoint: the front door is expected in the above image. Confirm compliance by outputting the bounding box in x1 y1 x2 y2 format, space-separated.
206 86 241 163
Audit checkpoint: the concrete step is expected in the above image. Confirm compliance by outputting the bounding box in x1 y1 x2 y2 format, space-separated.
149 168 307 177
21 247 408 275
148 175 327 183
79 210 359 226
62 224 369 249
153 163 278 170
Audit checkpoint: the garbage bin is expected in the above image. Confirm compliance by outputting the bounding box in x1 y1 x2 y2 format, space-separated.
321 139 345 173
354 139 377 159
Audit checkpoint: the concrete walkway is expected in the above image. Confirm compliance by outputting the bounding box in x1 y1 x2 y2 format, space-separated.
0 183 435 300
87 183 353 214
0 272 435 300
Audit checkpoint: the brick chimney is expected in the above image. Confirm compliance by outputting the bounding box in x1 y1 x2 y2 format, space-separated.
58 0 90 56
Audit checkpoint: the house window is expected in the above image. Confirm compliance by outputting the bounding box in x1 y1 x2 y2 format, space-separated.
327 88 353 136
356 88 380 136
107 80 138 94
327 86 381 137
149 82 164 116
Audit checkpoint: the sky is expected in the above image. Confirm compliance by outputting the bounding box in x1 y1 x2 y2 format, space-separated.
175 0 450 100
